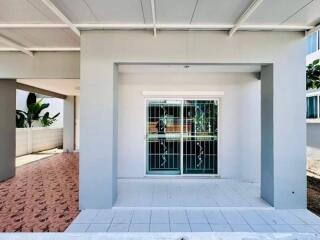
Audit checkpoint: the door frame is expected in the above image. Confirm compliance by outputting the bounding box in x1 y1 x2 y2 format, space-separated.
144 95 221 177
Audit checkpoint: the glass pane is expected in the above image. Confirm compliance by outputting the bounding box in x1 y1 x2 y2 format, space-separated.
183 100 218 174
307 32 318 55
306 96 318 119
146 100 181 175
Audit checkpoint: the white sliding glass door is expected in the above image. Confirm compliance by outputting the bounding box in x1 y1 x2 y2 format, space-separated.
146 99 218 175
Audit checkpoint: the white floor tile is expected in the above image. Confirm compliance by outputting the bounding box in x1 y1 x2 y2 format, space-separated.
239 210 266 225
65 224 89 232
290 224 318 233
250 224 274 232
129 224 150 232
115 179 268 208
93 210 113 224
86 224 109 232
151 210 169 223
190 223 212 232
150 223 170 232
169 210 188 223
210 224 233 232
256 210 286 225
275 210 305 225
112 211 133 224
270 224 295 232
231 224 252 232
132 210 151 223
187 210 208 224
73 210 99 224
204 210 227 224
108 224 129 232
311 225 320 233
221 210 247 225
170 223 191 232
291 210 320 225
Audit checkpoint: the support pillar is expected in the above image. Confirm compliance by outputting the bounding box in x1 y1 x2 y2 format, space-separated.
80 35 118 209
261 54 306 208
63 96 75 152
0 80 16 182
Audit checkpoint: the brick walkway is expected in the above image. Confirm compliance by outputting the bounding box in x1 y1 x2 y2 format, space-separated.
0 153 79 232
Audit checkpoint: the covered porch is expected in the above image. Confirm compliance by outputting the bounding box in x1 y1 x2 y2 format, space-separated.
115 178 269 208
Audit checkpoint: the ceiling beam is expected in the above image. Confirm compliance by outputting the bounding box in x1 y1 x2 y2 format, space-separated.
0 23 313 31
17 83 67 99
0 34 33 56
0 47 80 52
40 0 80 37
150 0 157 36
229 0 264 37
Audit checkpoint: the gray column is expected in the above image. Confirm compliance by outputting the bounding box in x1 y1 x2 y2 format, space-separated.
261 65 274 206
63 96 75 152
0 80 16 181
261 57 306 208
80 36 118 209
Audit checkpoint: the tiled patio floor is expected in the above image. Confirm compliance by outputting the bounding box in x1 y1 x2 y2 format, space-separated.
67 208 320 233
115 178 269 208
0 153 79 232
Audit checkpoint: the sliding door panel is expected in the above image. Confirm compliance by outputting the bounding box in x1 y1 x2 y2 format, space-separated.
183 100 218 174
146 100 181 175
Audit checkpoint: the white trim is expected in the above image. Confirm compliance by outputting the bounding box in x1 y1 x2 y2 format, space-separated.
0 47 80 52
150 0 157 36
142 91 225 97
0 23 313 31
229 0 264 37
144 97 220 177
0 35 33 56
40 0 80 37
307 119 320 124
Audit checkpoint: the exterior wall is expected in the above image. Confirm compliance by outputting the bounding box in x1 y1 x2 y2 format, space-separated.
81 30 306 209
118 72 261 182
16 128 63 156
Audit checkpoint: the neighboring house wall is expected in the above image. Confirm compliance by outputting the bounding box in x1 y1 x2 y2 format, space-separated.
16 128 63 157
306 31 320 160
118 72 261 182
307 123 320 160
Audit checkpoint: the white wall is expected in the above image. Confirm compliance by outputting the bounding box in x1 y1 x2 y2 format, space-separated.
16 128 63 156
16 89 64 128
118 72 261 182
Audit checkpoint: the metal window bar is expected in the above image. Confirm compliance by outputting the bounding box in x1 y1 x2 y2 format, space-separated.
146 99 218 175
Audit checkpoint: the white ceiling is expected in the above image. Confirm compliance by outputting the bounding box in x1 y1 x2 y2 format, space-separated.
0 0 319 51
17 79 80 96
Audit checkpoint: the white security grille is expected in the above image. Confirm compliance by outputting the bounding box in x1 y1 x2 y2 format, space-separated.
146 99 218 175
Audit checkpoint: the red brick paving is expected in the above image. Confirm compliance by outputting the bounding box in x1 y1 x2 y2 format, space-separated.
0 152 79 232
